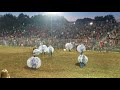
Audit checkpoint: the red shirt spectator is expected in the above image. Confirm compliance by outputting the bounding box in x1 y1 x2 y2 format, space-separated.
99 41 104 48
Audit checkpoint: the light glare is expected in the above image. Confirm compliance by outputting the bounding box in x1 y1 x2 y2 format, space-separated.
44 12 62 16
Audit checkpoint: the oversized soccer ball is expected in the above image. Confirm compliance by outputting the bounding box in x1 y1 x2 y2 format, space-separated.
47 45 54 53
78 54 88 64
27 56 41 69
38 45 48 53
77 44 86 53
65 43 73 51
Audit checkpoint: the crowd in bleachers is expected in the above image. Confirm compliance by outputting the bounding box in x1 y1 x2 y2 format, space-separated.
0 14 120 51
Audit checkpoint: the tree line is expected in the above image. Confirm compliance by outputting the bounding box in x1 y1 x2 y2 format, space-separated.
0 13 117 35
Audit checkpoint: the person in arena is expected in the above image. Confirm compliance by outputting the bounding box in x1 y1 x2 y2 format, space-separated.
1 69 10 78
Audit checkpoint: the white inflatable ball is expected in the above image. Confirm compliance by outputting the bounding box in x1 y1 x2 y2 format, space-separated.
38 45 48 53
47 45 54 53
33 49 40 55
27 56 41 69
65 43 73 51
78 54 88 64
63 49 66 51
77 44 86 53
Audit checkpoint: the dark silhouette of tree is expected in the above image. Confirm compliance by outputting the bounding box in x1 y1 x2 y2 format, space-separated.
0 14 17 34
17 13 31 28
94 16 104 21
104 15 116 23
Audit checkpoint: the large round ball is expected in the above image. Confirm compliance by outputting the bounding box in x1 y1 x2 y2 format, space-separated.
77 44 86 53
65 43 73 51
27 56 41 69
78 55 88 64
47 45 54 53
38 45 48 53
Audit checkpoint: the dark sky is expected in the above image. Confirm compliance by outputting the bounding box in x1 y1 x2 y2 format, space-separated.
0 12 120 21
